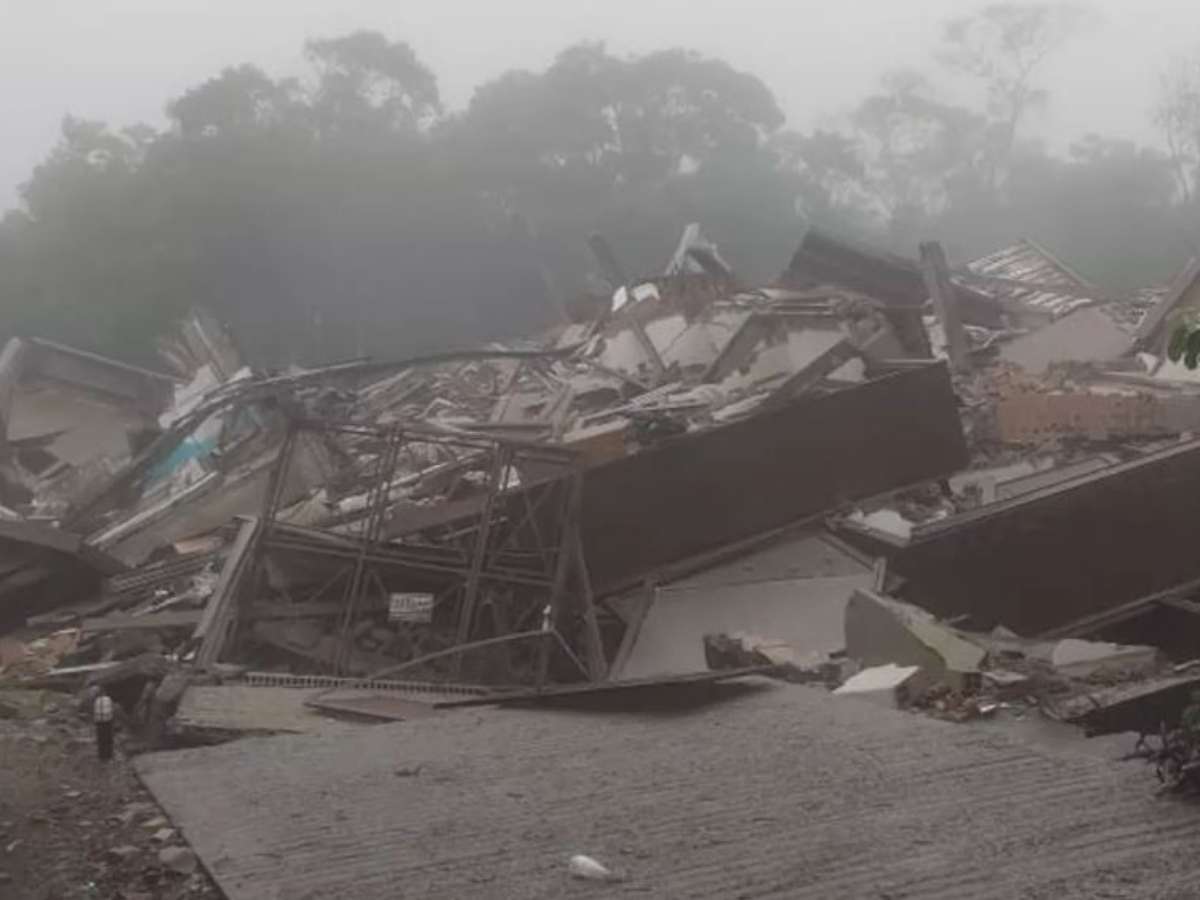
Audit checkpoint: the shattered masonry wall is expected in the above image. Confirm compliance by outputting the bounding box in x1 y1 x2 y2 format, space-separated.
580 363 968 590
994 389 1200 444
891 439 1200 635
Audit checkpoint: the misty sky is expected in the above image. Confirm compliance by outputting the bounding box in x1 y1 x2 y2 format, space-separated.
1 0 1196 211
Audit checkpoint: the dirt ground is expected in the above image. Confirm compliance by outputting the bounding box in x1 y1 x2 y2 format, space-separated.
0 688 220 900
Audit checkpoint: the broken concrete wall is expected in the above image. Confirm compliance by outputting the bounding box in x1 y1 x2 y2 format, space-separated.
883 439 1200 634
93 433 331 566
581 362 967 590
995 388 1200 444
8 384 149 468
0 339 177 511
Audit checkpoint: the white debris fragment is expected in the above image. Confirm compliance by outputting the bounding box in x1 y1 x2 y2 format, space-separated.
568 853 616 882
832 663 921 708
846 509 915 541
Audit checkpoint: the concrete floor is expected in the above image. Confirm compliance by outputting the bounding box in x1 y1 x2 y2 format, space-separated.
136 680 1200 899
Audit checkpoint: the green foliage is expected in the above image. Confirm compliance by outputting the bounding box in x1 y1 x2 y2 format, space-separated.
0 18 1194 368
1167 318 1200 369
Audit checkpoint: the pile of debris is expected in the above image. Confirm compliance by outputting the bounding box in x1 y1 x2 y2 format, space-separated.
1 222 1200 775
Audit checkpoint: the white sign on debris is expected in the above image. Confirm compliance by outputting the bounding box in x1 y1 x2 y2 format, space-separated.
388 593 434 623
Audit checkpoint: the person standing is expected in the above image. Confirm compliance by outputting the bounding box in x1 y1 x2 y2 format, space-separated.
93 688 114 761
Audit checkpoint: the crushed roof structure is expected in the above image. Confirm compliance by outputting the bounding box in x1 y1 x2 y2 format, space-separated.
962 238 1100 321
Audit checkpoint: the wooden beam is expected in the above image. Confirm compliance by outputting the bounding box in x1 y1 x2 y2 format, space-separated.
244 602 345 620
572 531 606 681
607 580 656 681
82 609 203 632
921 241 969 373
194 517 261 668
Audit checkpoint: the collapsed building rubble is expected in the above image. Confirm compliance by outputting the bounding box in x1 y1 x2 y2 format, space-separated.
3 222 1200 781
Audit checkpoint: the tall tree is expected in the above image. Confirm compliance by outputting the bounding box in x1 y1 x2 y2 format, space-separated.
457 43 784 191
939 2 1091 189
1155 54 1200 204
167 65 304 139
305 31 441 137
849 71 989 244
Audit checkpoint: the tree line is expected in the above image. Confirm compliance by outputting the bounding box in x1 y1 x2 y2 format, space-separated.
2 4 1199 366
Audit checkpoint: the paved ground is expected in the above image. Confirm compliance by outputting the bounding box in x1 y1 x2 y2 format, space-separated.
136 680 1200 899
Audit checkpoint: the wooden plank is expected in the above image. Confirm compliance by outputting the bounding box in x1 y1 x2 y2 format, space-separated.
194 517 260 668
573 533 606 681
921 241 968 372
82 609 203 632
434 665 773 709
1037 576 1200 639
607 581 656 681
244 602 345 620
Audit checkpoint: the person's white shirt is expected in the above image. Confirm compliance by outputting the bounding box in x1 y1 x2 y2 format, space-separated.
93 695 114 723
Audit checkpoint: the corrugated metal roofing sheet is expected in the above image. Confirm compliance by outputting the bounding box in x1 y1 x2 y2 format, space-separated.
967 239 1097 318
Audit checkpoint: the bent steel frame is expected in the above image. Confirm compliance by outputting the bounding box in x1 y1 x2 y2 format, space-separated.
210 414 605 683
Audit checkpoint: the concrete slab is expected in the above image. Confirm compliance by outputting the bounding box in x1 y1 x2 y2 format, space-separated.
137 682 1200 900
618 573 871 679
832 663 920 706
174 685 363 734
1000 306 1131 374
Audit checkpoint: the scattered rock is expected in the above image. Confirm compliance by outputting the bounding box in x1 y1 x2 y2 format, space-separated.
0 701 19 719
151 828 177 843
394 765 423 778
106 845 140 863
116 802 154 825
28 813 48 825
158 846 197 875
0 871 11 884
143 816 169 830
63 790 83 800
5 839 21 854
